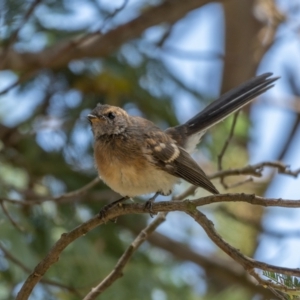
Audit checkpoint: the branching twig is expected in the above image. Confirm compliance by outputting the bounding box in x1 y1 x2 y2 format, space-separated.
211 161 300 179
0 201 24 232
2 161 299 206
223 177 253 188
218 205 300 238
100 0 129 33
1 177 101 205
49 0 130 67
0 70 38 96
133 228 273 297
83 212 166 300
53 177 101 202
269 288 287 300
0 0 42 69
0 0 219 72
15 194 300 300
217 112 239 188
186 208 300 294
83 184 195 299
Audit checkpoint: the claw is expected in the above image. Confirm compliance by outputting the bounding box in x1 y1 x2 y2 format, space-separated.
98 196 129 220
98 203 112 219
144 200 155 217
144 192 160 217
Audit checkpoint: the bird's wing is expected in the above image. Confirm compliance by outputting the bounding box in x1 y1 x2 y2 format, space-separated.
145 131 219 194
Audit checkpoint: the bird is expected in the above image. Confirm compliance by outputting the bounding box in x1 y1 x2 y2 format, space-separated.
88 73 278 216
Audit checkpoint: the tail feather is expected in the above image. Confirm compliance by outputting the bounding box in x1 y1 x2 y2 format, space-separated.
185 73 279 135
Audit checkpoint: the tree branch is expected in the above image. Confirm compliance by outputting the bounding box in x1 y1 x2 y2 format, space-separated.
82 184 192 299
0 0 42 69
16 194 300 300
0 177 101 205
186 208 300 294
2 160 299 206
128 228 273 298
211 161 300 179
217 112 239 188
0 201 24 232
0 0 224 72
83 212 167 300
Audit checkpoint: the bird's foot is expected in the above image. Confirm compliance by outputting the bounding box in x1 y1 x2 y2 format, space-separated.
144 192 160 217
99 196 129 220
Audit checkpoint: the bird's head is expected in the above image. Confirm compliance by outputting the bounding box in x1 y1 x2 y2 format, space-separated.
88 104 130 138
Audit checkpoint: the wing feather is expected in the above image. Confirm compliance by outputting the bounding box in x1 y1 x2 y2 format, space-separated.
170 148 219 194
146 133 219 194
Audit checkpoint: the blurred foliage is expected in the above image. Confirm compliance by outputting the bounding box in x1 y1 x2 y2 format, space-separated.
0 0 276 300
262 271 300 299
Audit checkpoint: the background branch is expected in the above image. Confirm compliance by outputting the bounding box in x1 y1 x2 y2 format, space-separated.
0 0 222 72
0 0 42 69
2 160 298 206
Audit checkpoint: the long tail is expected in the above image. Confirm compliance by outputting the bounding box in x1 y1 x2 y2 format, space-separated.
166 73 279 152
185 72 279 135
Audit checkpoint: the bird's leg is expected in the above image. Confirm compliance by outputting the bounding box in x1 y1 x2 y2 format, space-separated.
144 192 160 217
99 196 129 219
145 190 171 217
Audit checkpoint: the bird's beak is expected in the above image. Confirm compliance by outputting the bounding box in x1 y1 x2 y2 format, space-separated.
87 114 98 123
88 114 97 120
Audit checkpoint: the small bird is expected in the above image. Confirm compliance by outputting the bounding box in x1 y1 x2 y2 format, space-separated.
88 73 278 215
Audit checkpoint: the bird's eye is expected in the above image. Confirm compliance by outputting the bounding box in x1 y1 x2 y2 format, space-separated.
107 112 115 120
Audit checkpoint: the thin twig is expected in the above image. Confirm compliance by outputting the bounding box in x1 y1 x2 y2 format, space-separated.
83 212 166 300
53 177 101 202
100 0 129 33
156 24 174 47
217 112 239 170
218 205 300 238
211 161 300 179
0 201 24 232
47 0 129 67
269 288 287 300
190 193 300 208
1 177 101 206
0 70 38 96
0 0 42 69
8 0 41 45
128 225 273 298
249 269 298 295
3 161 299 206
185 208 300 293
0 0 217 72
217 112 239 189
221 177 253 189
